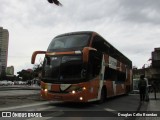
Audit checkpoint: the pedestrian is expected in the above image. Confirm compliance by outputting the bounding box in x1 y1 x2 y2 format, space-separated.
138 75 147 102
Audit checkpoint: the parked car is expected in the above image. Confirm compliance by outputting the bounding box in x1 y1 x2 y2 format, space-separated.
7 81 14 85
19 81 27 85
0 80 10 86
14 81 27 85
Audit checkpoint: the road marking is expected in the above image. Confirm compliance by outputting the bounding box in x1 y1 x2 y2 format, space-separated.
38 106 55 111
26 117 52 120
27 106 55 111
104 108 118 114
0 101 54 111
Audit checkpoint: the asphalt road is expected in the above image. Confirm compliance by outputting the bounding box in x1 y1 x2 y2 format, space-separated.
0 86 141 120
0 85 40 97
0 85 41 108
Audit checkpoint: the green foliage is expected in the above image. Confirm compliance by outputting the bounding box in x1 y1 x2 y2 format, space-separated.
17 62 43 81
33 61 43 78
17 70 34 81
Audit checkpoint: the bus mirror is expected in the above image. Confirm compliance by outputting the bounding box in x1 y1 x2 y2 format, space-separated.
82 47 97 63
31 51 46 64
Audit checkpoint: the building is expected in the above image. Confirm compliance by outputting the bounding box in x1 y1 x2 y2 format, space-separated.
149 48 160 81
133 47 160 91
6 66 14 75
152 48 160 68
0 27 9 75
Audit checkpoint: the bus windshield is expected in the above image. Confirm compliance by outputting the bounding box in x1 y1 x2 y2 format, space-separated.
42 55 87 84
47 34 90 51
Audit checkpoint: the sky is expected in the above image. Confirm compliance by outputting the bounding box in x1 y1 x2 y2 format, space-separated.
0 0 160 74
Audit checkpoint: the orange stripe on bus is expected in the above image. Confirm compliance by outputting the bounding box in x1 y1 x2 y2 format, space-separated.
116 84 125 95
46 51 75 56
105 80 114 97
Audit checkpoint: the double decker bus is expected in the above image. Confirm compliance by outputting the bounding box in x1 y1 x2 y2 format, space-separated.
31 31 132 103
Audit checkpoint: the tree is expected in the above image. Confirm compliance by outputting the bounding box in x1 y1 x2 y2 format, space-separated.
33 62 43 78
16 61 43 81
17 69 34 81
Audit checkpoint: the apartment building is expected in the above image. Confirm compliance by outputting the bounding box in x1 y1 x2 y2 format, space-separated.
0 27 9 75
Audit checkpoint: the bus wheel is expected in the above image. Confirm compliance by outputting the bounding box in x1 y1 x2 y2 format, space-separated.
98 88 106 104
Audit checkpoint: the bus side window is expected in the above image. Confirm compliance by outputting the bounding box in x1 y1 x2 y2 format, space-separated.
104 67 126 83
104 67 118 81
116 71 126 83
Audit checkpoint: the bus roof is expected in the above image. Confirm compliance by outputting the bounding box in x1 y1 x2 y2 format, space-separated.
55 31 94 38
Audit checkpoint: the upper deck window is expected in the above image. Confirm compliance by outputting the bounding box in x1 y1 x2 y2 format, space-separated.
47 34 90 51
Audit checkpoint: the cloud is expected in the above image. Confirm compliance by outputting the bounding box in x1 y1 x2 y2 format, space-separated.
119 0 160 25
1 0 160 74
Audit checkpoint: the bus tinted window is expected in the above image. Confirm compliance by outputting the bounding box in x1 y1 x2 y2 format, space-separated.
92 35 109 53
104 67 117 81
48 34 90 51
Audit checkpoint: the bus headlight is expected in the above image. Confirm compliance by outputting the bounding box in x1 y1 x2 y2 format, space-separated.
44 89 48 92
72 90 76 94
79 97 83 101
82 87 86 90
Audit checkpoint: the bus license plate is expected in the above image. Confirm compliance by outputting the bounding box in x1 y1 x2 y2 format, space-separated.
53 96 62 100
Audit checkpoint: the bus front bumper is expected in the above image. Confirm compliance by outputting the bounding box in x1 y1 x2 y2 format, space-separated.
41 89 87 102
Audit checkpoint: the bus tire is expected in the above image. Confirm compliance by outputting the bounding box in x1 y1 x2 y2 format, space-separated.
98 87 106 104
